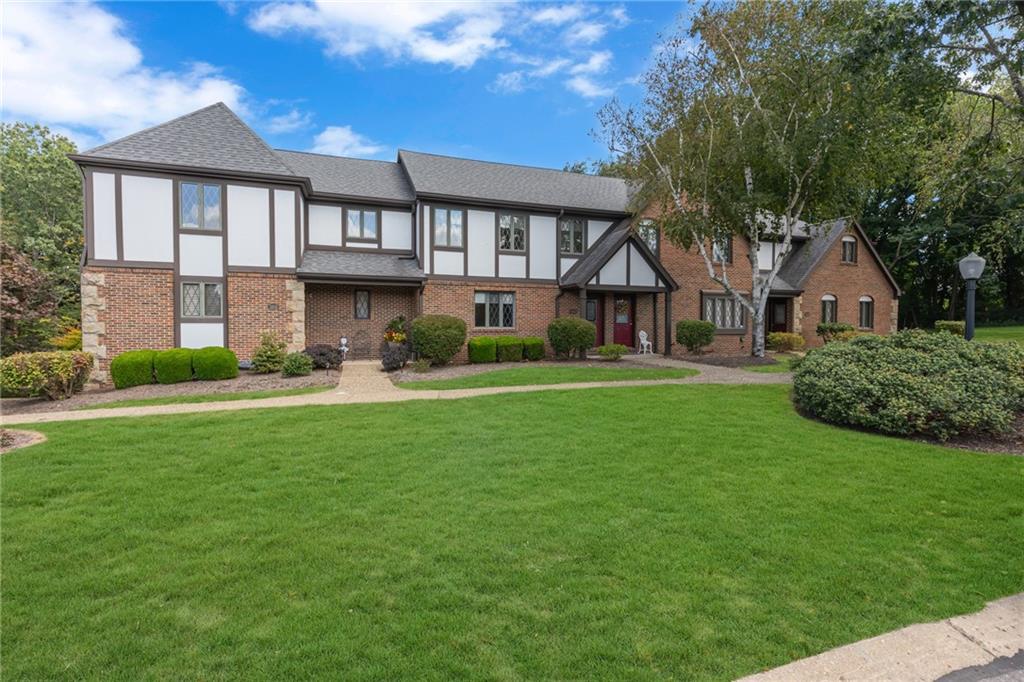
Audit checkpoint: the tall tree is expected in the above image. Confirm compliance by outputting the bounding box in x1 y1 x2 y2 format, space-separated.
1 243 59 354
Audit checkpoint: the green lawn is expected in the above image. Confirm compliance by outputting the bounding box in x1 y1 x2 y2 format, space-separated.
399 364 697 390
78 384 333 410
975 325 1024 344
3 385 1021 680
744 353 797 374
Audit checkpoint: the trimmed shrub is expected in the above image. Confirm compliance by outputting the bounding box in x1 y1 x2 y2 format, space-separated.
793 330 1024 441
522 336 545 361
597 343 628 361
110 349 156 389
305 344 343 370
252 332 286 373
411 358 431 373
816 322 854 343
381 344 409 372
154 348 194 384
410 314 466 366
834 330 870 343
935 320 966 336
468 336 497 363
547 317 596 359
192 346 239 381
767 332 805 352
282 351 313 377
495 336 524 362
0 351 93 400
676 320 715 354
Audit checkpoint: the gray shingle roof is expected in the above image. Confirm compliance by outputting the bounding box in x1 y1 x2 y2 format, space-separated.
297 249 424 282
80 103 295 177
398 150 631 213
274 150 414 203
560 219 677 290
776 218 848 288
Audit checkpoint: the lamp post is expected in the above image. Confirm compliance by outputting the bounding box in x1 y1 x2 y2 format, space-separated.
958 252 986 341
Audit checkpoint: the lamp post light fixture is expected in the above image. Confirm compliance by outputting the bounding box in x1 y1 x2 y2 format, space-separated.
958 252 986 341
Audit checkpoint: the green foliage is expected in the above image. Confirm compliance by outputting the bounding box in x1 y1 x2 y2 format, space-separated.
192 347 239 381
386 316 407 333
547 317 596 359
154 349 194 385
251 333 286 374
833 330 870 343
304 344 343 370
47 322 82 351
410 315 466 366
522 337 546 361
494 336 524 362
0 350 92 400
1 242 59 355
380 344 409 372
411 358 431 373
467 336 497 364
935 320 966 336
676 320 715 354
767 332 805 352
597 344 628 361
282 352 313 377
816 322 855 342
794 330 1024 440
109 350 156 389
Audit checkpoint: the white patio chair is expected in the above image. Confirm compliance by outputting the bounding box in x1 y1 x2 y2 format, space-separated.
637 330 653 354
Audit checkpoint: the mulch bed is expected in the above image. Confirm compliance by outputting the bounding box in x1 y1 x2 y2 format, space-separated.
392 359 627 384
1 369 337 415
1 429 47 454
924 414 1024 456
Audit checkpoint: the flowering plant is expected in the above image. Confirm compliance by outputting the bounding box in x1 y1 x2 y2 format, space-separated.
384 329 406 344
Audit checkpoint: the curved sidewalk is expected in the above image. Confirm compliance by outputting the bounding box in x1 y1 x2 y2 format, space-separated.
2 359 789 426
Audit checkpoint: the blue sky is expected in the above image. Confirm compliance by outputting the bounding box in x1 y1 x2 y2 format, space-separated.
4 1 686 169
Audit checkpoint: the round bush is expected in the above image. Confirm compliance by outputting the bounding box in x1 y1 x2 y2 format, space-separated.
252 333 286 374
282 351 313 377
767 332 805 352
192 346 239 381
495 336 524 362
597 343 628 361
935 320 966 336
522 336 545 361
0 351 93 400
110 349 156 389
410 315 466 366
793 330 1024 441
305 344 343 370
547 317 596 359
154 349 194 385
468 336 497 363
676 320 715 354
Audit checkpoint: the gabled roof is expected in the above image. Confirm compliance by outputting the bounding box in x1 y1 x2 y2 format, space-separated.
776 218 901 295
79 103 296 177
398 150 631 214
297 249 424 283
275 150 414 203
561 219 678 290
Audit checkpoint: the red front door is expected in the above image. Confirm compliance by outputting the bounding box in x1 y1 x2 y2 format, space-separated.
585 297 604 346
613 296 634 346
768 299 788 333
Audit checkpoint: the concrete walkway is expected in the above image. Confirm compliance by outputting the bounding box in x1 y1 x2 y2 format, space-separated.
740 593 1023 682
1 358 788 426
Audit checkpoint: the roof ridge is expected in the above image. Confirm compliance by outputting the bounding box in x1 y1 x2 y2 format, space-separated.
399 149 626 182
217 105 298 176
276 148 399 166
83 102 227 155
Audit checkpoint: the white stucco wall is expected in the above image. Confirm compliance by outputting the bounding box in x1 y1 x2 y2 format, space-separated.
529 215 556 280
381 210 412 251
498 254 526 279
274 189 296 268
467 209 495 277
178 234 223 277
588 219 613 248
309 204 342 246
180 322 224 348
121 175 173 262
227 185 270 267
433 250 463 276
92 172 117 260
560 257 578 276
599 245 628 285
629 244 657 286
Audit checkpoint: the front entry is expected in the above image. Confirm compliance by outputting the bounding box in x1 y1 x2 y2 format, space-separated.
613 295 634 346
767 298 789 333
585 297 604 346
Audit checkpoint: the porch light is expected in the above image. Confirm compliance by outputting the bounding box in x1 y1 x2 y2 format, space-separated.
957 252 985 341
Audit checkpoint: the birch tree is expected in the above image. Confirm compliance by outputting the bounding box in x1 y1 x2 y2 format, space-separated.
597 0 913 356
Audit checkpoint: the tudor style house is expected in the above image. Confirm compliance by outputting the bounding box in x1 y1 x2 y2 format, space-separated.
72 103 899 380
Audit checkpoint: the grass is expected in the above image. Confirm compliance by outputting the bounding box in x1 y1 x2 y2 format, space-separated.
975 325 1024 344
398 364 698 390
743 353 798 374
3 385 1022 680
77 384 333 410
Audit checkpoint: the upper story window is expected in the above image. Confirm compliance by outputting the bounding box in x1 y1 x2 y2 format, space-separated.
821 294 838 323
474 291 515 328
433 207 464 248
757 240 781 270
346 209 378 242
498 212 527 253
713 236 733 264
637 219 659 254
703 293 746 332
559 216 585 256
859 296 874 329
181 281 223 318
180 182 221 230
841 236 858 263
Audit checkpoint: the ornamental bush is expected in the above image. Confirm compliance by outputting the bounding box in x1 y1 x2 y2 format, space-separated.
282 351 313 377
767 332 805 352
816 322 854 343
0 351 93 400
522 336 545 361
935 320 966 336
597 343 628 361
468 336 497 363
547 317 595 359
676 320 715 354
793 330 1024 441
495 336 524 362
154 348 194 384
110 349 156 389
380 344 409 372
305 344 343 370
410 315 466 366
192 346 239 381
252 332 286 373
833 330 869 343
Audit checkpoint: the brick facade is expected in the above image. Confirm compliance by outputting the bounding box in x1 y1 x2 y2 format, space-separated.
226 273 305 361
305 284 418 359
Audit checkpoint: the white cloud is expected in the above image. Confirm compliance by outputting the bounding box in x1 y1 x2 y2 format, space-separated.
608 6 629 27
489 71 526 94
248 1 507 69
529 4 585 26
565 76 612 99
310 126 386 158
2 2 247 145
570 50 612 75
265 109 314 134
532 58 572 77
565 21 607 46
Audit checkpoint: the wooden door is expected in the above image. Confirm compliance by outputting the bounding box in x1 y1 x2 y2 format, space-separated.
768 299 788 333
613 296 634 346
585 297 604 346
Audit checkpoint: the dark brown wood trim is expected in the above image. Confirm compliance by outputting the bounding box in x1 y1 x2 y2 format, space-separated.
412 191 629 220
86 259 174 270
294 190 301 270
70 156 310 193
625 242 631 286
425 274 559 285
222 185 229 348
179 227 222 237
663 290 672 356
269 187 276 269
297 276 423 287
114 173 124 261
227 266 297 274
84 168 95 262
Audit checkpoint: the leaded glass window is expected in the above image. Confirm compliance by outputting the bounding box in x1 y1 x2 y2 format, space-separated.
499 213 527 252
559 217 585 255
355 290 370 319
702 294 745 331
181 281 224 318
474 291 515 328
434 207 464 248
182 283 201 317
180 182 221 230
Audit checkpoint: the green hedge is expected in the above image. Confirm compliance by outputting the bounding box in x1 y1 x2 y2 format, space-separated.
676 320 715 354
547 317 595 359
154 349 194 385
793 330 1024 440
522 337 545 361
0 351 93 400
495 336 523 362
282 351 313 377
411 315 466 366
935 320 966 336
816 322 854 342
192 346 239 381
110 349 156 389
468 337 497 363
767 332 805 352
597 343 628 361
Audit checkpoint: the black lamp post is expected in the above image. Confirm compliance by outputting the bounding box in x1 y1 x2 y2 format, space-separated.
958 252 986 341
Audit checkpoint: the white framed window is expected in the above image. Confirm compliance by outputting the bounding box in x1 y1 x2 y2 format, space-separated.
498 212 527 253
637 219 659 254
859 296 874 329
474 291 515 328
346 209 378 241
702 294 746 331
433 207 464 248
821 294 838 323
841 236 858 263
713 236 733 264
180 182 221 230
181 281 223 318
559 216 585 256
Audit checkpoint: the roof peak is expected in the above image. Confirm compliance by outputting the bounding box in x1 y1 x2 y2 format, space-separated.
83 102 231 156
